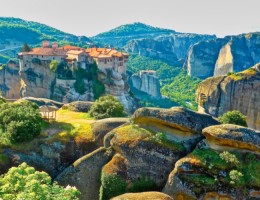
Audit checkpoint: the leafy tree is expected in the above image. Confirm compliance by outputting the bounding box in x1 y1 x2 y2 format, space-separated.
21 43 31 52
219 110 247 127
49 60 59 72
0 162 80 199
0 101 43 143
0 94 6 104
89 95 124 119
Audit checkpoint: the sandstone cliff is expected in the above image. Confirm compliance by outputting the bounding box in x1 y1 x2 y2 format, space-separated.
0 60 136 113
185 32 260 78
129 70 161 99
196 64 260 130
125 33 215 66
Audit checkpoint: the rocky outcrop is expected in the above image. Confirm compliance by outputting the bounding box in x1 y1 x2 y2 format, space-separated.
163 124 260 200
98 68 137 113
91 118 129 146
203 124 260 152
20 97 64 108
19 60 56 98
2 139 98 177
125 33 215 66
0 59 137 113
185 32 260 78
129 70 161 98
196 64 260 130
0 60 20 99
55 147 113 200
112 192 174 200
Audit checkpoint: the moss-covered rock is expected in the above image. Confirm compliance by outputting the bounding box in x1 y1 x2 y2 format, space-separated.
91 118 129 146
163 140 260 199
203 124 260 152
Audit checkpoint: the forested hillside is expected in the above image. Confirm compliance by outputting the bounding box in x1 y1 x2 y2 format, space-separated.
127 54 201 109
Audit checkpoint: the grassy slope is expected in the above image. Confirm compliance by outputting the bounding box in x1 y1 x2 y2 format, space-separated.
0 110 95 152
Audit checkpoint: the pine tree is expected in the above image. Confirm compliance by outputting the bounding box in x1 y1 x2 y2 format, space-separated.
21 43 31 52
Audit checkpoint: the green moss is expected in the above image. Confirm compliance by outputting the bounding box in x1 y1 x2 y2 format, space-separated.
99 172 127 200
129 176 157 193
0 154 9 164
150 132 186 151
181 174 216 195
191 148 231 170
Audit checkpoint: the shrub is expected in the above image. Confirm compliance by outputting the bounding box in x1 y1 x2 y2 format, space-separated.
89 95 124 119
0 96 6 104
220 151 240 166
74 79 87 94
0 101 42 143
219 110 247 127
99 173 127 200
229 170 244 185
49 60 59 72
0 162 80 199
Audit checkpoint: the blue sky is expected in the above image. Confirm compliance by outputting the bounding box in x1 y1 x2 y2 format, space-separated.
0 0 259 37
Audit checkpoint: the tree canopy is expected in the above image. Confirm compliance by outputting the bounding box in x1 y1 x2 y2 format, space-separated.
0 162 80 200
89 95 125 119
219 110 248 127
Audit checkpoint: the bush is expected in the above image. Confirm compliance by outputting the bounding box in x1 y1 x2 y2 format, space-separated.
0 96 6 104
219 110 247 127
0 162 80 199
0 101 42 143
99 173 127 200
49 60 59 72
220 151 240 166
74 79 87 94
89 95 124 119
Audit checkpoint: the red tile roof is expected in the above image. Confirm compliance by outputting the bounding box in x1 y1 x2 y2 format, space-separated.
27 47 67 56
86 48 128 58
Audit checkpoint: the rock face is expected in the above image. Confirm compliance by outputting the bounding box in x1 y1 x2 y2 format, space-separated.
19 60 56 98
196 64 260 130
0 59 137 113
129 70 161 98
0 60 21 99
55 148 113 200
112 192 174 200
185 32 260 78
125 34 215 66
98 68 137 113
203 124 260 152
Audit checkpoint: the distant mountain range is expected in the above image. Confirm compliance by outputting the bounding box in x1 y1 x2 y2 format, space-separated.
0 17 259 79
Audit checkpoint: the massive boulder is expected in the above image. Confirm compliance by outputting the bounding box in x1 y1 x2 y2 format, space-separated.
56 148 113 200
203 124 260 152
129 70 161 98
133 107 220 134
196 64 260 130
185 32 260 79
